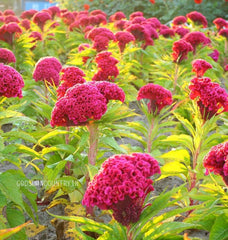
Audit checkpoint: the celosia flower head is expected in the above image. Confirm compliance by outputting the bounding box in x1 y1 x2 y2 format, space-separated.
0 48 16 64
109 11 126 22
115 31 135 52
0 23 22 45
183 31 211 53
137 83 173 115
82 152 160 226
208 49 219 62
172 39 193 63
4 15 20 24
159 28 175 38
32 11 52 31
20 9 38 19
61 11 75 25
189 77 228 120
51 81 125 127
203 142 228 185
213 18 228 31
33 57 62 86
129 11 144 20
57 67 86 99
3 9 15 16
186 11 208 28
172 16 187 26
192 59 213 77
0 63 24 98
174 27 190 38
20 19 31 30
219 29 228 39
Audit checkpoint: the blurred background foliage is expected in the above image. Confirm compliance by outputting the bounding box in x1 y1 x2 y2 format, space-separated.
53 0 228 25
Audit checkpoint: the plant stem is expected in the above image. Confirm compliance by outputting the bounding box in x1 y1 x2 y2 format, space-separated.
147 117 155 153
87 122 99 166
126 225 133 240
64 126 72 175
173 63 179 94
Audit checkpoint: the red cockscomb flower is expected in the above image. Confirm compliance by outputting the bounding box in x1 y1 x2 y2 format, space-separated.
32 11 52 31
183 31 211 53
0 22 22 45
174 27 190 38
172 39 193 63
48 6 61 19
213 18 228 31
159 28 175 38
20 19 31 30
219 29 228 39
172 16 187 26
84 4 90 11
0 63 24 98
186 11 208 28
203 142 228 185
0 48 16 64
115 31 135 52
129 11 143 20
3 9 15 16
109 11 126 22
61 11 75 25
150 0 155 4
208 49 219 62
82 153 160 226
33 57 62 86
20 9 38 19
194 0 202 4
192 59 213 77
57 67 86 99
137 83 173 115
189 77 228 120
4 15 20 24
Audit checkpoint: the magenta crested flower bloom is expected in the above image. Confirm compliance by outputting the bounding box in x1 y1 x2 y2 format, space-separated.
33 57 62 86
32 11 52 31
20 19 31 30
0 22 22 45
4 15 20 24
131 16 146 24
109 11 126 22
192 59 213 77
3 9 15 16
189 77 228 120
172 16 187 26
186 11 208 28
92 81 125 103
174 27 190 38
0 63 24 98
159 28 175 38
213 18 228 31
146 17 161 30
92 51 119 82
0 48 16 64
20 9 38 20
172 39 193 64
183 31 211 53
48 6 61 19
115 31 135 52
61 11 75 25
82 152 160 226
203 142 228 185
57 66 86 99
208 49 219 62
137 83 173 115
219 29 228 39
129 11 144 20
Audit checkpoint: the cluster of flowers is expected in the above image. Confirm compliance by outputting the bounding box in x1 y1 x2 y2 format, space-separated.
189 59 228 121
51 81 125 127
92 51 119 82
82 153 160 226
0 48 16 64
137 83 173 115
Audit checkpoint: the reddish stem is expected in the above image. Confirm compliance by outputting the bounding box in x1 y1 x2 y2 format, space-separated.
147 117 154 153
64 126 72 175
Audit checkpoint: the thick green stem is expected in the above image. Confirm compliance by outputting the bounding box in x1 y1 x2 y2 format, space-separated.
173 63 179 94
147 117 155 153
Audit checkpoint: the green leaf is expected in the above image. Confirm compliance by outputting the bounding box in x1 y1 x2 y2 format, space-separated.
37 129 68 144
210 213 228 240
159 149 190 164
41 144 75 156
15 144 42 159
101 137 127 154
2 131 37 144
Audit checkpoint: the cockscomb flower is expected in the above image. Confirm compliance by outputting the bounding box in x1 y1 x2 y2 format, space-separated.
213 18 228 31
137 83 173 115
20 9 38 19
194 0 203 4
174 27 190 38
172 16 187 26
147 17 161 30
82 153 160 226
57 67 86 99
183 31 211 53
131 17 146 24
20 19 31 30
203 142 228 185
129 11 144 20
225 65 228 71
219 29 228 39
78 43 91 64
3 9 15 16
48 6 61 19
4 15 20 24
33 57 62 86
159 28 175 38
0 63 24 98
186 11 208 28
51 83 107 126
208 49 219 62
189 77 228 120
92 81 125 103
115 31 135 52
0 48 16 64
90 9 107 18
92 35 110 52
61 11 75 25
32 11 52 31
86 27 115 41
192 59 213 77
109 11 126 22
0 22 22 45
172 39 193 63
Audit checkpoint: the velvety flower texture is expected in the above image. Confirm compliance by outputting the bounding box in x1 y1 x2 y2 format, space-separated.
186 11 208 28
203 142 228 185
51 81 125 126
129 11 144 20
33 57 62 86
20 19 31 30
137 83 173 115
192 59 213 77
4 15 20 24
213 18 228 31
20 9 38 20
32 11 52 31
159 28 175 38
0 23 22 45
82 153 160 226
78 43 91 64
172 39 193 63
115 31 135 52
208 49 219 62
0 48 16 64
109 11 126 22
183 31 211 53
189 77 228 120
172 16 187 26
219 29 228 39
0 63 24 98
174 27 190 38
57 67 86 99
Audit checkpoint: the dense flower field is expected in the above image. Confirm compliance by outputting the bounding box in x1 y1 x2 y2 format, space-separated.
0 4 228 240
